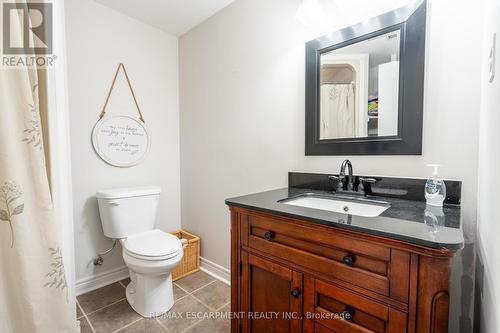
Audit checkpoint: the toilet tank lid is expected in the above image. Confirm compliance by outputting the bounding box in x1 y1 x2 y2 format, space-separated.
96 186 161 199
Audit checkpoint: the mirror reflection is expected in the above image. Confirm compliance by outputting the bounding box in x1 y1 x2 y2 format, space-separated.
319 30 400 140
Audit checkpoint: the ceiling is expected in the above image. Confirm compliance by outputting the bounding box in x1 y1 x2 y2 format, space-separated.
94 0 235 36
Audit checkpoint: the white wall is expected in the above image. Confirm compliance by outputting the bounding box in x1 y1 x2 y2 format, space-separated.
477 0 500 331
179 0 482 330
179 0 481 273
65 0 181 286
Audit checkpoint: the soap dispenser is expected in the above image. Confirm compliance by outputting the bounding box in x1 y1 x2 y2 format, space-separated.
425 164 446 207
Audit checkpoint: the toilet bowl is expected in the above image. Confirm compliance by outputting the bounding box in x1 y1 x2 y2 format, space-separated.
96 186 183 317
121 229 183 317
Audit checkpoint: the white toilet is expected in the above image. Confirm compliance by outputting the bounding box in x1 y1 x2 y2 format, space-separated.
96 186 183 318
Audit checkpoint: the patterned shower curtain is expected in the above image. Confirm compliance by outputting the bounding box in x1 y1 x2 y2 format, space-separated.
319 83 356 139
0 4 76 333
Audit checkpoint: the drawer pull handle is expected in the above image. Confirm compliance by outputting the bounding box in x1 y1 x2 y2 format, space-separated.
342 255 354 267
264 231 274 241
290 288 301 298
342 308 353 321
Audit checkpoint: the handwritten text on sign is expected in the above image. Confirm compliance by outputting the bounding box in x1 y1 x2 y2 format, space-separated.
92 116 150 167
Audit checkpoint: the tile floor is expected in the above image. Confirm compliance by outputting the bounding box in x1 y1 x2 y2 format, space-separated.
77 271 230 333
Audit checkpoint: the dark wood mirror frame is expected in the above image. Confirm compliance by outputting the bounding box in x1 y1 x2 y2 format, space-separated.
305 0 426 155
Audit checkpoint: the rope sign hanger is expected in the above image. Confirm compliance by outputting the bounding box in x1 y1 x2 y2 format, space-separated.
91 63 150 167
99 63 146 123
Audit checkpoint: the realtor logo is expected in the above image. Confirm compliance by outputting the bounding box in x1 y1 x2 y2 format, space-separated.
2 1 55 67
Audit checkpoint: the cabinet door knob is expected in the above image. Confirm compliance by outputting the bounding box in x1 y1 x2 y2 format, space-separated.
290 288 301 298
264 231 274 241
342 308 354 321
342 255 354 267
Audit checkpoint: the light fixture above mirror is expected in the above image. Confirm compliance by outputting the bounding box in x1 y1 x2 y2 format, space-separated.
295 0 338 27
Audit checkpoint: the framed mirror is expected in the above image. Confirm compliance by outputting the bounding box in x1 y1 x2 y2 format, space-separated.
305 0 426 155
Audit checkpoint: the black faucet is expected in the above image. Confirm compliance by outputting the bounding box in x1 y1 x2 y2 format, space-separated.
328 159 354 192
329 160 378 196
340 160 354 191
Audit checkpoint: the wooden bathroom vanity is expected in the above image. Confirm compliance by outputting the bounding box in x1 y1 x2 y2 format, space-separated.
226 174 463 333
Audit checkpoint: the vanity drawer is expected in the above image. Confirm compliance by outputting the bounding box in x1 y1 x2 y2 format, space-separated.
304 277 407 333
243 213 410 302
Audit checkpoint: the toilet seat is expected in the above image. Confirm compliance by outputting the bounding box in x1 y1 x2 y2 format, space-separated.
122 229 182 261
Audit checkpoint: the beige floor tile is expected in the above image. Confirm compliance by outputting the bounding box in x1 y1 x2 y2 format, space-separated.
78 273 230 333
76 302 84 319
220 303 230 313
173 283 187 300
120 278 131 287
79 317 94 333
77 282 126 314
118 318 167 332
157 295 209 333
192 281 230 310
175 271 215 293
87 299 141 333
184 317 230 333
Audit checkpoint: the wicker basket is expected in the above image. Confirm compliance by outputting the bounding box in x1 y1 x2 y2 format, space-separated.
170 230 200 281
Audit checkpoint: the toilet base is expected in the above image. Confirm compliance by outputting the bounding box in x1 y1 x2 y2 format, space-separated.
125 270 175 318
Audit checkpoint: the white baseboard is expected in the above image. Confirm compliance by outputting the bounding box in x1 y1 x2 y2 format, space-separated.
75 266 129 296
75 258 230 295
199 257 230 285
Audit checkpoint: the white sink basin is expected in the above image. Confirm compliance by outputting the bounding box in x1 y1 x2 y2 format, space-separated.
280 195 390 217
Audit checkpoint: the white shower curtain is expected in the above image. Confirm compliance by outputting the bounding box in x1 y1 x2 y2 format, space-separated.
0 5 76 333
320 83 356 139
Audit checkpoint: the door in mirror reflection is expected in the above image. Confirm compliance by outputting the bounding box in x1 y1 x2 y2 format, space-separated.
319 30 400 140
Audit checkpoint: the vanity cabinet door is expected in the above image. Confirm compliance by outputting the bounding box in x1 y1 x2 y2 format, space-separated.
240 251 303 333
303 276 407 333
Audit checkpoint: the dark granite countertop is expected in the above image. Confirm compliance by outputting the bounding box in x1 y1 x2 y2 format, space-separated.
226 187 463 251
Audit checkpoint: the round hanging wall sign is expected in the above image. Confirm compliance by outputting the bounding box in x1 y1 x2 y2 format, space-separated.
92 115 150 167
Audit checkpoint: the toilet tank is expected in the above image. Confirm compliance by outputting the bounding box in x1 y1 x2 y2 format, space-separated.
96 186 161 239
